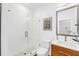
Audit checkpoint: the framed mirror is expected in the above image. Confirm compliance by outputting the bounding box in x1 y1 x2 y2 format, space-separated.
43 17 52 31
56 6 78 36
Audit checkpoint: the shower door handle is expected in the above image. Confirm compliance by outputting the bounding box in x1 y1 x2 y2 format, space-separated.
75 24 79 26
25 31 28 37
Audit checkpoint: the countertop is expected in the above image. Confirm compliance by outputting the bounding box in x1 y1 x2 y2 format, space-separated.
51 40 79 52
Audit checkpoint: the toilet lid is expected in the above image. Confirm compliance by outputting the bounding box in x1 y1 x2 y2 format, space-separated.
36 48 48 54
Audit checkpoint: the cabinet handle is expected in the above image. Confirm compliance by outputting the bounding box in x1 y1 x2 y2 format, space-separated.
58 50 71 56
75 24 79 26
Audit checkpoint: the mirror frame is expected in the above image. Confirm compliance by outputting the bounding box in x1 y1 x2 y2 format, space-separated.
56 5 79 37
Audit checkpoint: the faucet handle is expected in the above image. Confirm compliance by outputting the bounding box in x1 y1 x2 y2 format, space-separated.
72 38 79 42
65 36 67 42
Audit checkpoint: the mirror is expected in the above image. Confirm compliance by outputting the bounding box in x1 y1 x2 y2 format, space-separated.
57 6 78 36
59 19 71 34
43 17 52 31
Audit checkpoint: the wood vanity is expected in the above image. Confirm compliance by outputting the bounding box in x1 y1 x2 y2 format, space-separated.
51 44 79 56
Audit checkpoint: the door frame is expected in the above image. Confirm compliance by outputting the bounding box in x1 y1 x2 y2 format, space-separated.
0 3 2 56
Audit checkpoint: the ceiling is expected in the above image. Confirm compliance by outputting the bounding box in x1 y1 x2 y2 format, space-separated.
23 3 57 11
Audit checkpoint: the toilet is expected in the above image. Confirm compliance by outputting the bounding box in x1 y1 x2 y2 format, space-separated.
33 40 51 56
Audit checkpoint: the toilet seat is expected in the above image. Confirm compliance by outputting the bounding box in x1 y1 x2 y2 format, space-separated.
36 48 48 56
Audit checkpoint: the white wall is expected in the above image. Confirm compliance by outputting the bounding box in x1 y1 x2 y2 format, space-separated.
33 4 57 45
1 3 32 56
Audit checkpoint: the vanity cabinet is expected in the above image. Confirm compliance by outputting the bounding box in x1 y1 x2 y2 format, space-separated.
51 44 79 56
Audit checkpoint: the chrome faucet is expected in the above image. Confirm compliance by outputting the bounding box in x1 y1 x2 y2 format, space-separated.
65 36 67 42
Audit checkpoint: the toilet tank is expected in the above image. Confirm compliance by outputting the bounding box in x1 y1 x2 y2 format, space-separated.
39 40 51 49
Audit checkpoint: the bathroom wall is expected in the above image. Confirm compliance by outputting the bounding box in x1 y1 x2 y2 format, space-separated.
33 4 57 44
1 3 57 56
1 3 33 55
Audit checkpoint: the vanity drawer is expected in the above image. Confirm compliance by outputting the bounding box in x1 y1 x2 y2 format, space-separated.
60 46 79 56
51 44 67 56
51 44 79 56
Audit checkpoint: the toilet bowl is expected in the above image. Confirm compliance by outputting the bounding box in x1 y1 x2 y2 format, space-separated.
33 40 51 56
36 48 48 56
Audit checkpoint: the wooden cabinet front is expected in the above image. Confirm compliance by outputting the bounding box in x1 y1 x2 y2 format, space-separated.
51 44 79 56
